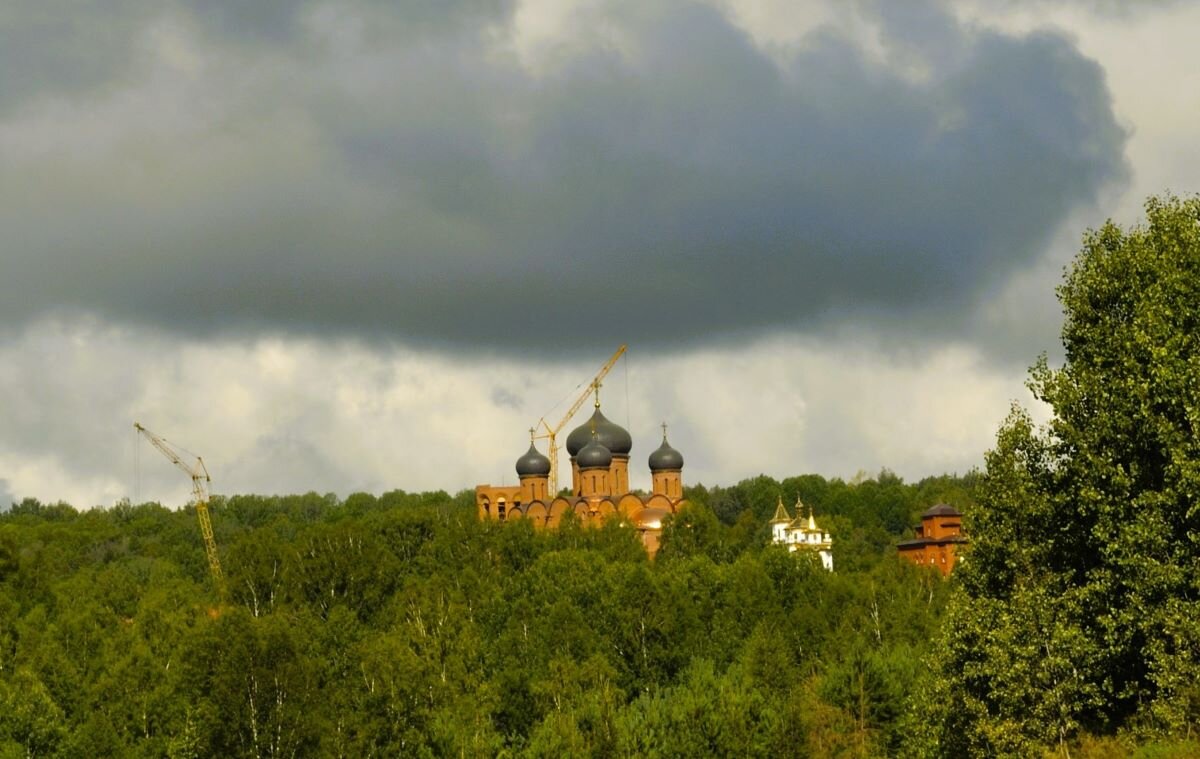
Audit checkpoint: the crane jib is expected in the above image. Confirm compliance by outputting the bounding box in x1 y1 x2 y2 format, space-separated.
134 422 225 591
531 344 627 495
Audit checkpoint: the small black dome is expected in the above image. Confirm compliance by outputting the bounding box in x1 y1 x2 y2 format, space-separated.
577 434 613 470
566 408 632 457
648 434 684 471
515 443 551 477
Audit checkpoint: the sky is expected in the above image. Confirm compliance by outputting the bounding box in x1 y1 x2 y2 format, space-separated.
1 0 1197 508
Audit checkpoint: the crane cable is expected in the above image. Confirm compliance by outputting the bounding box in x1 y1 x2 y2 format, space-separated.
624 347 631 432
540 376 588 429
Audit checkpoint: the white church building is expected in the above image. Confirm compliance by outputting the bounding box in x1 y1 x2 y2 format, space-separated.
770 495 834 571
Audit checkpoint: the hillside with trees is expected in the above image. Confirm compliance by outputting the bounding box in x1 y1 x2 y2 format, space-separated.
0 474 962 757
3 197 1200 758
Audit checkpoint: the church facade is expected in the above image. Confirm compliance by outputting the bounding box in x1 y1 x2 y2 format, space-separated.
475 400 687 557
897 504 967 577
769 496 834 571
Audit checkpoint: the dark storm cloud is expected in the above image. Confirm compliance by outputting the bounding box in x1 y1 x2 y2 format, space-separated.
0 0 513 112
0 1 146 112
491 387 523 410
186 0 311 43
984 0 1183 11
225 429 354 496
0 0 1127 355
187 0 515 43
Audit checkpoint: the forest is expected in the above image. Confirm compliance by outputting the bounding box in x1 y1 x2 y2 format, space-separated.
0 473 965 758
3 196 1200 758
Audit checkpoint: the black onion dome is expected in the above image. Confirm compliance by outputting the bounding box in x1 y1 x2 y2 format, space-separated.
648 434 684 471
566 408 632 456
576 435 613 470
515 443 551 477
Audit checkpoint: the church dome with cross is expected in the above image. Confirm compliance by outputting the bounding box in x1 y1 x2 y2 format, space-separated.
473 381 687 558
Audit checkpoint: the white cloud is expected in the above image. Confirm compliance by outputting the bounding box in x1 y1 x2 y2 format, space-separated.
0 319 1038 506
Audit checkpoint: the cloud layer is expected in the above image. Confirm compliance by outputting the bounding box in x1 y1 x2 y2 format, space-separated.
0 0 1126 354
0 319 1027 507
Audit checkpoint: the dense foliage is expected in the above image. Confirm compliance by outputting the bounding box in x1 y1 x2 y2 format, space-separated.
0 474 962 758
8 196 1200 758
918 196 1200 756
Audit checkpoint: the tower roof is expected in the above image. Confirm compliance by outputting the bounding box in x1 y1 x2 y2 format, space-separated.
577 432 613 470
566 407 632 457
770 496 792 524
515 439 551 477
921 503 961 518
790 497 820 531
648 423 684 471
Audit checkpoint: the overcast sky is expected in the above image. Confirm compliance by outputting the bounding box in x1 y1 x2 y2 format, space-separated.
2 0 1197 508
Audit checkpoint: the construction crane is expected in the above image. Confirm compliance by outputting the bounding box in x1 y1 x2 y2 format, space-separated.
533 344 627 494
134 423 224 591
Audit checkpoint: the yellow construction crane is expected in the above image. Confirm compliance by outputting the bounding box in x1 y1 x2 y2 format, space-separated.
533 344 627 494
134 423 224 591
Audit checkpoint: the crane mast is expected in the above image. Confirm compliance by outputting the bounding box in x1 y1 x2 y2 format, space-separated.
533 344 627 494
134 423 224 590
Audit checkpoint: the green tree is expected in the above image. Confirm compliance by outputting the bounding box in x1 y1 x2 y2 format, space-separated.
0 668 65 757
614 659 779 757
920 195 1200 753
657 503 729 563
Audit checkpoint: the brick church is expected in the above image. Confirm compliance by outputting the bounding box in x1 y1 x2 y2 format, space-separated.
475 397 687 557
